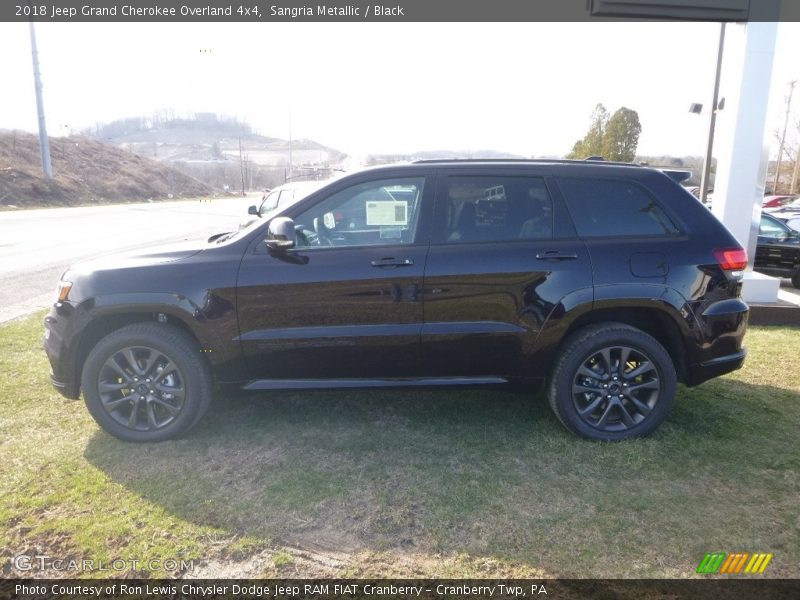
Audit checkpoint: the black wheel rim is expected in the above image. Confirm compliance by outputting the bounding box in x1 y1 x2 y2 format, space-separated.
97 345 186 431
571 345 661 433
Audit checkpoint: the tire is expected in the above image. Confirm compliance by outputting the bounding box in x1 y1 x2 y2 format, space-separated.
792 270 800 289
547 322 677 441
81 323 212 442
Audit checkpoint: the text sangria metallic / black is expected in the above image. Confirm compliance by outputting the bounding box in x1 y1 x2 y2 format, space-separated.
44 160 749 442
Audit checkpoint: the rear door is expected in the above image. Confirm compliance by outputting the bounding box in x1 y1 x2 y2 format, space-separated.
421 168 592 378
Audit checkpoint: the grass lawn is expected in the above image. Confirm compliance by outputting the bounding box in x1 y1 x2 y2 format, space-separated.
1 312 798 578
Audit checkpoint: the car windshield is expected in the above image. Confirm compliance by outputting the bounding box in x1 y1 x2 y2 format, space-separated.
260 190 281 213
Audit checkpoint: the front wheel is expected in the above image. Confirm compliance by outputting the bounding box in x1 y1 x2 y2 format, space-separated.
547 323 677 441
81 323 212 442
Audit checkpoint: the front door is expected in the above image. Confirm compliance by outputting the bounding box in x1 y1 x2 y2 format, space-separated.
236 174 432 380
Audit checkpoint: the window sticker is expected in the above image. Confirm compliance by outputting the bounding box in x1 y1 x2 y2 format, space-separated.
323 212 336 230
366 200 408 226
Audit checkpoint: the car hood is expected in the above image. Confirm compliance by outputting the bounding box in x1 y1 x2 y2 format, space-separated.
67 239 207 275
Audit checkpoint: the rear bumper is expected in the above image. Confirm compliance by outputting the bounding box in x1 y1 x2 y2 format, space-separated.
682 295 748 386
686 348 747 386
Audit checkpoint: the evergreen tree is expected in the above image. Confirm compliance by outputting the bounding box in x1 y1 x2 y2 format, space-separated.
602 107 642 162
567 104 608 159
567 104 641 162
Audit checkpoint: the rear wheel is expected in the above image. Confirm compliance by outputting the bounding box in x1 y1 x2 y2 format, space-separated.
547 323 677 441
81 323 212 442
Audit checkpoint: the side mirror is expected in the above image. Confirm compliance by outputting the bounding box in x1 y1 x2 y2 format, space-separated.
248 205 259 216
265 217 296 251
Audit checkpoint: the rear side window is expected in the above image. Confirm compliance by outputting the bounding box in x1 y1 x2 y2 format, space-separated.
436 176 554 244
558 178 679 238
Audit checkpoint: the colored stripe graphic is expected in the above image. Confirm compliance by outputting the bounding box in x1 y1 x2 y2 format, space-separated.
697 552 773 574
744 553 773 574
719 553 749 573
697 552 726 574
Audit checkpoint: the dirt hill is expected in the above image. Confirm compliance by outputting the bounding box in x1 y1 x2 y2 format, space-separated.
86 114 348 167
0 130 212 208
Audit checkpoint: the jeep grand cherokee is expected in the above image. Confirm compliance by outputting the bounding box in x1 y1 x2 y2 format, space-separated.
44 160 749 442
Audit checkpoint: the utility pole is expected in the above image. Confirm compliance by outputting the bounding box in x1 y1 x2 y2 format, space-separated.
772 79 796 194
28 18 53 179
288 110 293 183
700 22 726 204
792 127 800 194
238 136 245 196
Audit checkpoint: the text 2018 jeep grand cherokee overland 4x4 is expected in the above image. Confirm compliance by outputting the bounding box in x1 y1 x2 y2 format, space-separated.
44 160 749 442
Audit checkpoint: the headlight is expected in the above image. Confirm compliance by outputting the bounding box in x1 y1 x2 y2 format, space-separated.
56 280 72 302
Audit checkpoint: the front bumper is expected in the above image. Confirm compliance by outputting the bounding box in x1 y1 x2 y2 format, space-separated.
43 303 81 400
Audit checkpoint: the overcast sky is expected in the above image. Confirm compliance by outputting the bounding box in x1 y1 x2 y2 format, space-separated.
1 21 799 159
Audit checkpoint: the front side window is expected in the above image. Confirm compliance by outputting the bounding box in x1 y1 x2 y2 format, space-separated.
436 176 554 244
293 177 424 248
558 178 680 238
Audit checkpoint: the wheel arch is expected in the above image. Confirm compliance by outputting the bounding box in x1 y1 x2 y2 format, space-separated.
73 306 213 394
561 306 690 383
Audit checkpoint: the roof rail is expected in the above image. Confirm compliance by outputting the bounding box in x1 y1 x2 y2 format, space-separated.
411 158 560 164
411 157 641 167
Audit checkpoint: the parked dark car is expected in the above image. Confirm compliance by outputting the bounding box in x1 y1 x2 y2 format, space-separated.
44 160 749 442
754 213 800 288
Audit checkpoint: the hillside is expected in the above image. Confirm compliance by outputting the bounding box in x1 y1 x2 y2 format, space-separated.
81 114 347 192
366 149 525 165
0 131 212 208
85 114 348 167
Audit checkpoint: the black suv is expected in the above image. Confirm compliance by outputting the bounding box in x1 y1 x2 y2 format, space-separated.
754 212 800 288
44 160 749 442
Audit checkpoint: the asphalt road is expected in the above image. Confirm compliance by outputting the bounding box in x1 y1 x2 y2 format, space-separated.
0 196 255 323
2 196 799 324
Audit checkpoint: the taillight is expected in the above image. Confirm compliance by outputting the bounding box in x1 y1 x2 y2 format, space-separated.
713 248 748 271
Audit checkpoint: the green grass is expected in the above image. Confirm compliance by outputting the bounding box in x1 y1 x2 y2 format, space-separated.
1 312 798 578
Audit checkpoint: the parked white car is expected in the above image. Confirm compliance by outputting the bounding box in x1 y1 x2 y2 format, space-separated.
240 180 323 229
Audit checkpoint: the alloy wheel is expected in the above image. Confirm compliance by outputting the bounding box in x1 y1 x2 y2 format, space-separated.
97 345 186 431
571 345 661 432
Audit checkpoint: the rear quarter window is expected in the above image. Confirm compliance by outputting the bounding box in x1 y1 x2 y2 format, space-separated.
557 177 680 238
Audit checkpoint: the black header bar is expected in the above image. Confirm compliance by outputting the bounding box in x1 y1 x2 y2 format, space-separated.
1 0 796 23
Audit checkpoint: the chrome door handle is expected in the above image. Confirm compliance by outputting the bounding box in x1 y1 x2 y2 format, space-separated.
370 258 414 267
536 251 578 261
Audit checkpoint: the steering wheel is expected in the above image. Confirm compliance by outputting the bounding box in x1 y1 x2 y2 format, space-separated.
312 217 334 247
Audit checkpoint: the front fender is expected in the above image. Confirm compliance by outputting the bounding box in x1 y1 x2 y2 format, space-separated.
70 291 242 372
